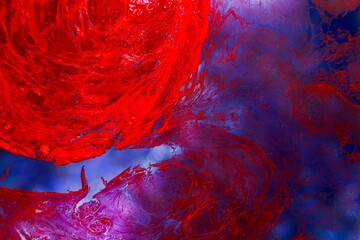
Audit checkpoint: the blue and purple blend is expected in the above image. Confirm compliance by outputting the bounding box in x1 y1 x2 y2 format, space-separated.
0 0 359 239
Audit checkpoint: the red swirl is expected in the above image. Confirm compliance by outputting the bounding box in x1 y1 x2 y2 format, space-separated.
0 0 209 164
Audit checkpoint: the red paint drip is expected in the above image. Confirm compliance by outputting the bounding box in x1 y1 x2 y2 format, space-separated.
0 165 10 181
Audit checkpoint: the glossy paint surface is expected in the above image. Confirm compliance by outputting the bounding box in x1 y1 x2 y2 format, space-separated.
0 0 359 239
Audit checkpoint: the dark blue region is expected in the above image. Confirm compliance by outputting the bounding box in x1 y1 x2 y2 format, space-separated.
308 1 360 43
270 134 360 239
271 3 360 239
201 1 360 239
309 2 360 105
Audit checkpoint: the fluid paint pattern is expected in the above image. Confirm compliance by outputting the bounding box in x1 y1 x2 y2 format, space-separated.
1 126 291 239
0 0 209 164
0 0 360 239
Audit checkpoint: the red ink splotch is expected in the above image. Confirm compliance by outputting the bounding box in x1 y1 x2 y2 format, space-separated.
0 0 209 164
0 165 10 181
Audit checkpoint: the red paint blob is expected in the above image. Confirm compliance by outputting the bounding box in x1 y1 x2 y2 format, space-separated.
0 0 209 164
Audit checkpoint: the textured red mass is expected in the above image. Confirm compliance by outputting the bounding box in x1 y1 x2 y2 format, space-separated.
0 0 209 164
0 125 290 239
